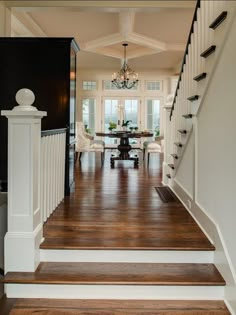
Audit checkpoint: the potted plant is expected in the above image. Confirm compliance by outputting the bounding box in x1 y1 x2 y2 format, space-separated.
129 126 134 132
108 121 117 132
122 120 132 131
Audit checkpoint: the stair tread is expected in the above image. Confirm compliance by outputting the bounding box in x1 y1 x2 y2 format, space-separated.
209 11 228 29
201 45 216 58
3 262 225 285
193 72 207 81
40 236 215 250
9 299 230 315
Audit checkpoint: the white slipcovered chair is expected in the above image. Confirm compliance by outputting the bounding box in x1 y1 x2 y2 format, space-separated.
143 140 162 165
75 122 105 164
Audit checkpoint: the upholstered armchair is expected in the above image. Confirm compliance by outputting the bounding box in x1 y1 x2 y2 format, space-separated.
75 122 105 164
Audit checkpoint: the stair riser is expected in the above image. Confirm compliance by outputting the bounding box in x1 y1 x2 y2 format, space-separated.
40 249 214 263
5 284 224 300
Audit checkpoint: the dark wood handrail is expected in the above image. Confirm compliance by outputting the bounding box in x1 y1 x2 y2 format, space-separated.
41 128 67 137
170 0 201 120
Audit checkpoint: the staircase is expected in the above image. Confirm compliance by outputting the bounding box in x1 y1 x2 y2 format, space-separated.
2 159 230 314
165 0 236 181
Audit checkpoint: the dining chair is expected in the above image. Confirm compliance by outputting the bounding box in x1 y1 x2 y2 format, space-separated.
143 140 162 165
75 122 105 165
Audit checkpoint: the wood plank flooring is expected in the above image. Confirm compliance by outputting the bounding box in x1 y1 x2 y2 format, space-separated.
9 299 231 315
2 152 227 315
41 152 214 250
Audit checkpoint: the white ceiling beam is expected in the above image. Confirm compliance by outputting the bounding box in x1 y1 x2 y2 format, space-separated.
91 47 121 59
4 1 196 9
128 32 166 52
125 47 159 60
92 46 161 60
119 11 135 38
12 11 47 36
82 33 123 51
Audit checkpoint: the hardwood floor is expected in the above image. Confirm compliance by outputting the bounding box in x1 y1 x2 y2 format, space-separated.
1 152 230 314
8 299 231 315
41 151 214 250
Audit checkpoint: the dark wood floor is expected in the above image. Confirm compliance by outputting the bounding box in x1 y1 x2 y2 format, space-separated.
41 151 214 250
7 299 231 315
2 151 225 315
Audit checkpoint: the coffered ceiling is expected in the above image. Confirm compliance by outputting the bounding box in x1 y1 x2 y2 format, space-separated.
6 1 196 72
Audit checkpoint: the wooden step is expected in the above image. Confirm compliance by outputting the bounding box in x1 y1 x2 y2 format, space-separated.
201 45 216 58
3 262 225 286
174 142 183 148
182 114 193 119
8 298 231 315
209 11 228 30
178 129 187 134
193 72 207 81
171 154 179 160
187 95 199 101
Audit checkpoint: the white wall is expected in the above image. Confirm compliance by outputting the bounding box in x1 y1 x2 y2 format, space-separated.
196 12 236 309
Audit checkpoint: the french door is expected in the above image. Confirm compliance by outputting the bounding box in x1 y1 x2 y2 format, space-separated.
103 97 141 146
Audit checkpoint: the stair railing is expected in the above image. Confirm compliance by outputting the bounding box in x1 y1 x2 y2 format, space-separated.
165 0 233 180
41 128 66 223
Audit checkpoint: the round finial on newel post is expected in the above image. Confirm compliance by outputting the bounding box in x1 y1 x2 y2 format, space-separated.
13 88 37 111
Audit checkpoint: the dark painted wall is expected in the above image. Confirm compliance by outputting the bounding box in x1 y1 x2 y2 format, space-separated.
0 37 79 193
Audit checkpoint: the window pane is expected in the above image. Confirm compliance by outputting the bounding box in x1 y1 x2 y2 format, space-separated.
146 99 160 135
82 98 96 135
104 99 118 145
146 81 161 91
104 80 138 90
83 81 97 90
124 100 138 126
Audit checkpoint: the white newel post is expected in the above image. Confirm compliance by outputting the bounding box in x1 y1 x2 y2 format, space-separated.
1 89 46 272
162 95 173 186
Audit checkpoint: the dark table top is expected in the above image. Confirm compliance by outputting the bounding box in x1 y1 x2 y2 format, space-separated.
96 131 153 138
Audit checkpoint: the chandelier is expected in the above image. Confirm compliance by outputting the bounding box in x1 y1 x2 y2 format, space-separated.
111 43 139 89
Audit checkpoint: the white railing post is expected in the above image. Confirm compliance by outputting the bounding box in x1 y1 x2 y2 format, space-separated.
1 88 46 272
162 95 173 185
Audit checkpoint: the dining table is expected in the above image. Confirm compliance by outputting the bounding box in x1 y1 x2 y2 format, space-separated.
96 131 153 167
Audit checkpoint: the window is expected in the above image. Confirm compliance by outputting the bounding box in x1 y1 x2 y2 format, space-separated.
103 99 119 145
103 80 138 91
146 99 160 137
82 81 97 90
146 81 161 91
82 98 96 135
